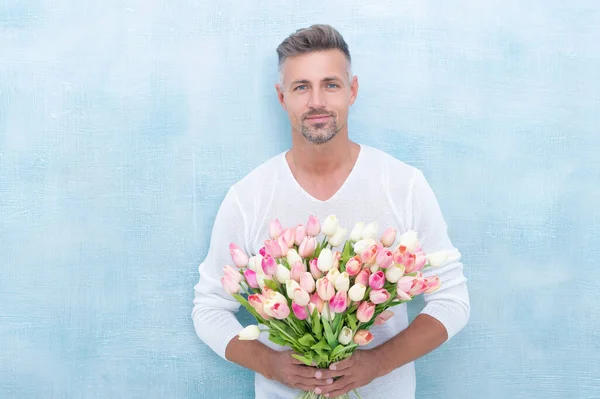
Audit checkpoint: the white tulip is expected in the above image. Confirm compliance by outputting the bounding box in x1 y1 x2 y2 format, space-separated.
353 238 376 255
276 264 291 283
385 264 405 283
398 230 419 252
427 249 461 267
321 302 335 322
338 326 354 345
334 272 350 292
328 227 348 247
317 248 333 272
293 289 311 306
321 215 339 237
287 249 302 266
348 283 367 302
349 222 365 242
238 325 261 340
286 279 301 298
256 273 267 290
361 222 379 240
326 269 340 285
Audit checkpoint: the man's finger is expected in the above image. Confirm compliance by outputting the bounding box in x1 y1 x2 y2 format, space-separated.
315 377 354 396
313 368 346 380
328 355 355 371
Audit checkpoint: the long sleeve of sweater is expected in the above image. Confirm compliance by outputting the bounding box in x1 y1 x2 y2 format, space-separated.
410 169 471 341
191 187 246 360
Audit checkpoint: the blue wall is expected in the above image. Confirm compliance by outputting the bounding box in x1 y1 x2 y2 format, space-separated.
1 1 599 398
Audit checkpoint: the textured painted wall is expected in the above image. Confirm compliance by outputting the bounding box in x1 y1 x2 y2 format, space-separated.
1 1 599 398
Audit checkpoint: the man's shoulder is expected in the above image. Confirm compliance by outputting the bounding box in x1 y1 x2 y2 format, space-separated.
230 150 285 192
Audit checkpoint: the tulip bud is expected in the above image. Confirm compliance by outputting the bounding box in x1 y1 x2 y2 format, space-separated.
229 243 249 268
247 255 262 272
427 249 461 268
269 218 283 240
316 277 335 301
309 258 322 279
398 230 419 252
424 276 441 294
356 301 375 323
353 238 376 255
348 283 367 302
287 249 302 266
385 264 405 283
261 255 277 276
306 215 320 236
334 272 350 292
380 227 397 247
238 325 261 340
300 272 316 293
338 326 354 345
277 236 289 255
356 270 370 287
290 261 305 282
349 222 365 242
256 273 268 291
244 269 259 289
220 276 241 294
276 263 290 283
292 302 309 320
259 247 267 257
328 227 347 247
321 215 339 237
293 288 311 306
299 236 317 259
264 240 282 258
396 276 416 295
264 301 290 319
286 279 301 298
344 256 362 276
329 291 348 313
295 224 307 246
361 222 378 240
310 292 324 313
332 251 341 270
369 271 386 290
369 288 391 304
353 330 374 346
376 249 394 269
282 228 295 249
317 248 333 272
374 310 394 326
223 265 243 284
248 294 270 319
326 268 340 285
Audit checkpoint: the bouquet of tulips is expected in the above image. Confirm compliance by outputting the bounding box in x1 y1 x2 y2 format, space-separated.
220 215 459 399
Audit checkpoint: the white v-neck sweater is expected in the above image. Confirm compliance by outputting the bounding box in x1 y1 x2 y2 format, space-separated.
192 144 470 399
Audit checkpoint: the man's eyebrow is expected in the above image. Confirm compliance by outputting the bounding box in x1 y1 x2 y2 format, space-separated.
289 76 343 86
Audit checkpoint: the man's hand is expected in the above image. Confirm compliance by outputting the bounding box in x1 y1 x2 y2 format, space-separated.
312 350 382 397
265 350 335 392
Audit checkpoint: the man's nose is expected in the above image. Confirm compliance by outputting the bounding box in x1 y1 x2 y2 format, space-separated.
307 88 326 108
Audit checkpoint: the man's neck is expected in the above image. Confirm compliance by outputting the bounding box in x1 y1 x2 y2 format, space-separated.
287 132 360 177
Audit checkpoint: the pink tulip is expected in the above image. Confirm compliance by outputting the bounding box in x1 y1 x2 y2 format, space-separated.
374 310 394 326
261 255 277 275
316 277 335 301
277 236 289 254
290 261 305 282
353 330 374 346
229 243 249 268
264 239 282 258
424 276 441 294
361 245 378 265
299 236 317 258
369 271 386 290
332 251 341 270
267 302 290 320
345 255 362 276
223 265 243 284
397 276 416 294
410 255 428 273
410 278 429 296
282 228 296 249
376 249 394 269
306 214 320 236
356 269 370 287
259 247 267 257
329 291 348 313
292 302 309 320
380 227 397 247
300 272 316 293
295 224 307 246
221 276 241 294
393 246 410 265
309 258 322 280
243 269 259 289
310 292 324 313
269 218 283 240
369 289 391 305
248 294 270 319
356 301 375 323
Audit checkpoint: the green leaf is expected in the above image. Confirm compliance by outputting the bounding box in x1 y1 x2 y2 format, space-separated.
332 313 343 337
347 313 358 331
263 279 278 291
322 318 338 349
298 333 317 347
280 258 291 269
268 333 288 346
232 294 265 324
311 339 331 352
311 308 323 339
291 354 313 366
331 343 358 359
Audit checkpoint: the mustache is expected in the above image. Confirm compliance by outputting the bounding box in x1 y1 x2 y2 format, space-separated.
303 110 334 119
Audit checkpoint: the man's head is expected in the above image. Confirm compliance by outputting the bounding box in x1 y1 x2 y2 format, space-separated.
275 24 358 145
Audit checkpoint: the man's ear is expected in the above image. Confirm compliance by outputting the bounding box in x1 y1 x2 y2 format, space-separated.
349 75 359 106
275 83 287 111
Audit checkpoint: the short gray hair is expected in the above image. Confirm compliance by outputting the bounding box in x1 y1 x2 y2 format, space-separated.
276 24 352 84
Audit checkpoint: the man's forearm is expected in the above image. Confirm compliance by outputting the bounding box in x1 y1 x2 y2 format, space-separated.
225 337 274 378
373 314 448 375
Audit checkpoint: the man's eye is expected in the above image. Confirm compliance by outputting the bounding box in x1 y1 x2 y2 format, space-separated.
294 85 308 91
327 83 339 89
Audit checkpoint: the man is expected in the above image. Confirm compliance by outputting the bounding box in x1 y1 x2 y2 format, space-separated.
192 24 470 399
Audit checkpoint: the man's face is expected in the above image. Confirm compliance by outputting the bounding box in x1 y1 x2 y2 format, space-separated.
276 50 358 145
